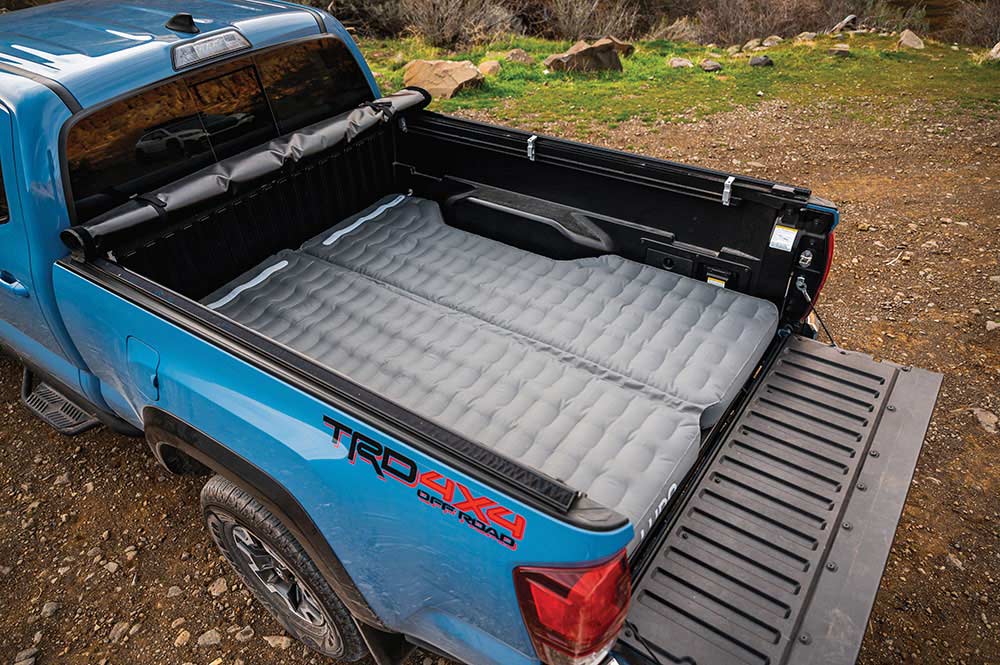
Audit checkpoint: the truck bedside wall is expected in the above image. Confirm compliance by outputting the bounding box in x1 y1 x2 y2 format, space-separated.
52 262 634 665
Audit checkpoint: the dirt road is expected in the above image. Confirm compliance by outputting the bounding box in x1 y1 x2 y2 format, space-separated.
1 96 998 665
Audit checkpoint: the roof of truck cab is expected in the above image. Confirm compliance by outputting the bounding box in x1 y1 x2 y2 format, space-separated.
0 0 327 110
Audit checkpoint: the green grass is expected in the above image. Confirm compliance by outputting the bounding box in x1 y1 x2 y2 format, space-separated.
359 33 1000 128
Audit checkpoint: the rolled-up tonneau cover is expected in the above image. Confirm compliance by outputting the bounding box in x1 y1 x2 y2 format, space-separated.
61 87 431 260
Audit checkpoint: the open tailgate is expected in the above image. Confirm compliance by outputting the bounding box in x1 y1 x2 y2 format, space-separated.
613 335 941 665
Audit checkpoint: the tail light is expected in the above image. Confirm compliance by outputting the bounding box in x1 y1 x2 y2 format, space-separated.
513 550 630 665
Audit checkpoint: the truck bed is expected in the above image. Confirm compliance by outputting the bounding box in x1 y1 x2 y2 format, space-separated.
202 195 779 549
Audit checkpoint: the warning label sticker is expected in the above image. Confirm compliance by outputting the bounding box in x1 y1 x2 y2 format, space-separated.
769 224 798 252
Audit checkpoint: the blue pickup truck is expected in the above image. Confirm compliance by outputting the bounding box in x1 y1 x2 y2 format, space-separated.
0 2 942 664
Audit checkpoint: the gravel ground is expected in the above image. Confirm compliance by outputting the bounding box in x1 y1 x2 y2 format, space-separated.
1 97 998 665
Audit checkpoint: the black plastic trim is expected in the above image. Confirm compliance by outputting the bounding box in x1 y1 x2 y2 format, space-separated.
143 407 387 628
0 63 82 113
56 257 627 532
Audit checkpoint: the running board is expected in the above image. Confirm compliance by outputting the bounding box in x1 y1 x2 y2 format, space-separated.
21 369 100 435
612 335 941 665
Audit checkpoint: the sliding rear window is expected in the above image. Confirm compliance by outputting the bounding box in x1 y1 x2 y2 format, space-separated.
66 37 373 222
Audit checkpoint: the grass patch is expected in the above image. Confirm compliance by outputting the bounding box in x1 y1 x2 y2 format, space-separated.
360 33 1000 126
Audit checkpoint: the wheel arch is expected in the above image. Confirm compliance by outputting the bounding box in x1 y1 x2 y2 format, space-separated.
142 406 389 631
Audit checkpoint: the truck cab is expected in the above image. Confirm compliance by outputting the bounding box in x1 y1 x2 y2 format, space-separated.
0 3 940 665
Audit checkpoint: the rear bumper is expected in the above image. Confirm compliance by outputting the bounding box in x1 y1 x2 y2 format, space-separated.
610 336 942 665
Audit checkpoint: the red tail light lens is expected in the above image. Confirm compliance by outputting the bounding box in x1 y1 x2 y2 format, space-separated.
514 550 630 665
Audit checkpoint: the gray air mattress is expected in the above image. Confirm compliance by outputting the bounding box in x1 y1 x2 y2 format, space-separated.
204 195 778 549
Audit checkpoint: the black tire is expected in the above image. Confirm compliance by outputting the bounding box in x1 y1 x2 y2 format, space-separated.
200 475 367 661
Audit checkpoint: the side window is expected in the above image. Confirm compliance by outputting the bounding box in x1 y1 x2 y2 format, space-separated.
0 164 7 224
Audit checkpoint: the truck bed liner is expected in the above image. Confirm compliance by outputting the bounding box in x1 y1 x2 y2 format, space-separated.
203 195 779 550
616 335 941 665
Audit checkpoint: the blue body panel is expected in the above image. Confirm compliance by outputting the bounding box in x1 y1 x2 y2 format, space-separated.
52 262 633 665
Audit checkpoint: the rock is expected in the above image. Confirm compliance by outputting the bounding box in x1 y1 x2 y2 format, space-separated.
40 602 60 618
129 623 141 636
504 48 533 65
749 55 774 67
743 38 762 50
103 561 118 574
763 35 783 47
669 57 694 68
830 14 857 33
987 42 1000 61
947 553 965 571
264 635 293 649
167 585 183 598
207 577 227 597
971 408 998 434
898 29 924 50
174 629 191 647
726 44 741 55
402 60 483 99
171 617 186 629
109 621 130 643
544 39 622 73
197 628 222 647
795 31 817 42
829 43 851 57
477 60 501 76
235 626 255 642
53 473 70 486
700 59 723 72
599 36 635 57
988 321 1000 333
15 648 38 662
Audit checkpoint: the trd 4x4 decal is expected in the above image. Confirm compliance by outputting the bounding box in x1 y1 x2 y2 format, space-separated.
324 416 526 550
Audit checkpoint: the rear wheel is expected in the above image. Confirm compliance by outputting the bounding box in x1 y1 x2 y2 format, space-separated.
200 475 367 661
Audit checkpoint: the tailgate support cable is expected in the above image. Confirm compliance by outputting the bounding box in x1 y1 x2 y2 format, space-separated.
795 276 838 348
623 620 665 665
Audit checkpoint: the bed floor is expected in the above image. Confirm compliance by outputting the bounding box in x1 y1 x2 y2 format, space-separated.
204 195 779 550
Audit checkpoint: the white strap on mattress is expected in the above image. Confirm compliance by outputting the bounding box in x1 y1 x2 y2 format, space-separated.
206 259 290 310
322 194 407 246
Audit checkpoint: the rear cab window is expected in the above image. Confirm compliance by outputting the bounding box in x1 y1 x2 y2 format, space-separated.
66 37 373 223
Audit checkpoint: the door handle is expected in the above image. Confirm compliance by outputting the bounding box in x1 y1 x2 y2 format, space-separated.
0 270 29 298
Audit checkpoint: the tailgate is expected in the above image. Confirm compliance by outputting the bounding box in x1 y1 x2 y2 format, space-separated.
613 335 941 665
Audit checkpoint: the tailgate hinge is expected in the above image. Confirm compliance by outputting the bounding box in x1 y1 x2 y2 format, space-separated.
721 175 735 206
527 134 537 162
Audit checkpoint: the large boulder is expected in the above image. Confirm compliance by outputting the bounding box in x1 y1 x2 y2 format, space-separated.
897 29 925 49
828 43 851 57
669 57 694 68
743 37 762 50
794 31 817 42
700 59 723 72
763 35 783 47
749 55 774 67
544 39 622 72
504 48 534 65
403 60 483 99
599 36 635 57
830 14 857 33
989 42 1000 61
